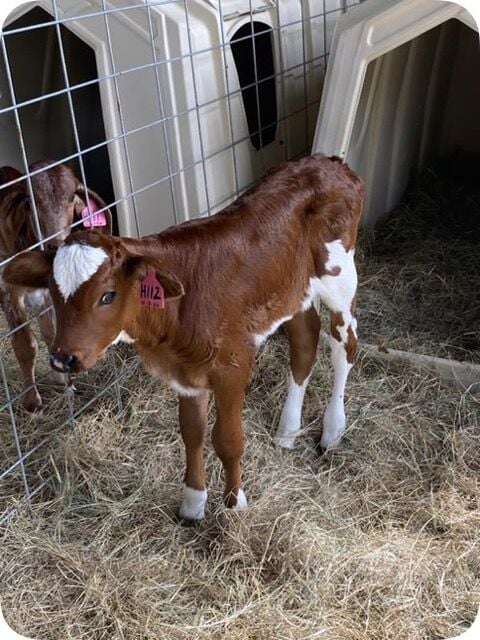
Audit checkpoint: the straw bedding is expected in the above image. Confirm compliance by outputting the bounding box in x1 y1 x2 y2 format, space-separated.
357 155 480 363
0 159 479 639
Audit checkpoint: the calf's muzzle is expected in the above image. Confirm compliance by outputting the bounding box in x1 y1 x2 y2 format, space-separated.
50 351 78 373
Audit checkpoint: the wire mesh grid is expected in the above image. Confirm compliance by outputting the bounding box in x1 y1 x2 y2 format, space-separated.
0 0 361 524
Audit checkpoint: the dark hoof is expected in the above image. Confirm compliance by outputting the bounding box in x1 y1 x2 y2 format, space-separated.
176 510 202 527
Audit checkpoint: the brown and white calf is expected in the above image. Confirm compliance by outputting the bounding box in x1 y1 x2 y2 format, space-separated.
0 161 112 411
4 154 363 517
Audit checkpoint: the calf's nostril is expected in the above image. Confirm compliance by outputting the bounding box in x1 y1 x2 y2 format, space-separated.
65 354 77 371
50 352 77 373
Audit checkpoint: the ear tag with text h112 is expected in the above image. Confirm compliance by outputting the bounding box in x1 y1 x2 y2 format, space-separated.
140 268 165 308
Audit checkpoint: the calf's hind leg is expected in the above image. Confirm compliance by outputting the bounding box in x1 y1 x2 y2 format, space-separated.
276 305 320 449
318 242 358 450
321 307 357 449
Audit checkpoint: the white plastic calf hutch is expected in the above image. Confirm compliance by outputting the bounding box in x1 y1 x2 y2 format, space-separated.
312 0 480 390
1 0 330 237
313 0 480 226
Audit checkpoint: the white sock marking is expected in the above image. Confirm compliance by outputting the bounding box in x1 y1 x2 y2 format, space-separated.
179 485 207 520
276 373 309 449
233 488 248 510
322 334 352 450
299 239 358 449
53 243 108 301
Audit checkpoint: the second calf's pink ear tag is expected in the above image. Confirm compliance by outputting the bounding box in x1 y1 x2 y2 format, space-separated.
140 268 165 309
81 197 107 227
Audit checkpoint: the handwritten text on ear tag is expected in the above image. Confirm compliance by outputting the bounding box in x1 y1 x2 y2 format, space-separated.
81 197 107 227
140 268 165 308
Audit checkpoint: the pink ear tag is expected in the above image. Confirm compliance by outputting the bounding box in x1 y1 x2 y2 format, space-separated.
140 268 165 309
81 197 107 227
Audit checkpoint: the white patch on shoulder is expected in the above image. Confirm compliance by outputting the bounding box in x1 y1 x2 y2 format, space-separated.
167 379 203 397
302 239 357 314
111 330 135 345
253 315 292 347
179 485 207 520
53 243 108 301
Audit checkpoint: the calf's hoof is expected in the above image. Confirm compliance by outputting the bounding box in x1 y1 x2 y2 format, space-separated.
22 387 42 412
321 405 346 450
275 430 298 450
178 486 207 522
176 512 202 527
224 488 248 510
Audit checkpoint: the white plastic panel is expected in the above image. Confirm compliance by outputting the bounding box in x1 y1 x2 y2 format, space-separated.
312 0 480 225
203 0 276 18
1 0 330 236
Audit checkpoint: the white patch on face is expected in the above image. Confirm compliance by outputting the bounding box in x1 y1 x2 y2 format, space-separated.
276 373 310 449
53 243 108 301
167 379 204 397
302 239 357 314
253 315 293 347
111 330 136 345
179 485 207 520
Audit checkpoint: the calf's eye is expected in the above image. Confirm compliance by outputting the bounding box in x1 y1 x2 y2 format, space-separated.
99 291 116 306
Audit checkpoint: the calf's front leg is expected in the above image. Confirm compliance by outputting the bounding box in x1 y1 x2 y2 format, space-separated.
37 298 68 386
212 378 247 509
178 393 209 521
0 287 41 412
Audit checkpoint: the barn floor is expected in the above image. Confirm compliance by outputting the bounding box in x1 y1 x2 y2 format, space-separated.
0 158 479 639
0 331 479 640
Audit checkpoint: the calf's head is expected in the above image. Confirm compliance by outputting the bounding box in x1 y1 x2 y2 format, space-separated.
3 231 184 373
29 162 113 246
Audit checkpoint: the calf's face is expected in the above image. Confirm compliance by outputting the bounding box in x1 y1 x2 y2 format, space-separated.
3 233 184 373
28 163 113 248
49 241 132 372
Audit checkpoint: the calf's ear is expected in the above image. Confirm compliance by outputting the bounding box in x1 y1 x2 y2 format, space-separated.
3 250 55 289
73 183 113 235
125 256 184 301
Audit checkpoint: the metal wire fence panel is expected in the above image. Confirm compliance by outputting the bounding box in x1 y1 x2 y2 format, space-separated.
0 0 354 523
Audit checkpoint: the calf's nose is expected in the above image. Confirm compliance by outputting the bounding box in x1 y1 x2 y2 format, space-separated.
50 351 77 373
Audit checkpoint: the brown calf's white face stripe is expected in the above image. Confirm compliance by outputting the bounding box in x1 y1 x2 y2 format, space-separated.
53 243 108 301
